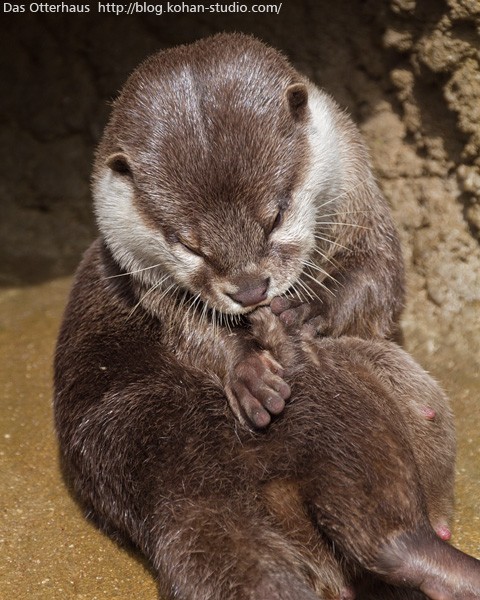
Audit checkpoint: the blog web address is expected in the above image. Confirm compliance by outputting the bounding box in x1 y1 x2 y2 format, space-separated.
98 2 283 15
2 1 283 15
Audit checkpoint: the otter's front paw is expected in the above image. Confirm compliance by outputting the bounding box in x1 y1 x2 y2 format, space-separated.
270 297 327 335
225 351 291 428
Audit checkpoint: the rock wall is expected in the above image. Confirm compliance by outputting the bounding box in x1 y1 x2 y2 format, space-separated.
1 0 479 367
377 0 480 368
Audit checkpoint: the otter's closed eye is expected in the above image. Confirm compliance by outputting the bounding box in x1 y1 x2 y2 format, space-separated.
270 210 283 232
166 232 201 257
269 200 289 234
177 238 204 258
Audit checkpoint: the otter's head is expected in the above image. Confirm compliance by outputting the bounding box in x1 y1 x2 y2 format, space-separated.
93 34 343 315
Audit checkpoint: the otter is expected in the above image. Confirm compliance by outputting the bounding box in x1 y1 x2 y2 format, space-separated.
91 33 405 430
54 33 480 599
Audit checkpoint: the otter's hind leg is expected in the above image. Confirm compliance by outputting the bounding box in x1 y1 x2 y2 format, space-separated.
59 379 343 600
150 493 327 600
278 354 480 600
334 337 456 539
262 478 355 600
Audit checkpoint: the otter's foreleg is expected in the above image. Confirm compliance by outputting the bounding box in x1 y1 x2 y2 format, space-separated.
270 241 404 340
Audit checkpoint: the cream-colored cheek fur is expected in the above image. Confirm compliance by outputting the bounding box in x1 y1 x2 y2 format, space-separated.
94 169 256 314
93 168 201 288
305 85 345 204
272 84 344 266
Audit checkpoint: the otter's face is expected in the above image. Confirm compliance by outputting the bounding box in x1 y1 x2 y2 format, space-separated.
93 39 343 315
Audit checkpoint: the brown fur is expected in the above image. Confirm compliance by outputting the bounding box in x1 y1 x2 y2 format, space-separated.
55 244 471 598
54 34 480 599
91 32 405 429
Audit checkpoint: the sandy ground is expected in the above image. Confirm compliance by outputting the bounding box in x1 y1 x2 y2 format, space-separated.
0 279 156 598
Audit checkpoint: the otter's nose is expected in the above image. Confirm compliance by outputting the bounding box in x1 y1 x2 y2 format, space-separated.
227 278 269 307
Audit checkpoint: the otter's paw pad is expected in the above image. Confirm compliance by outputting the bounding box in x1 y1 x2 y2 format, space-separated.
226 351 291 428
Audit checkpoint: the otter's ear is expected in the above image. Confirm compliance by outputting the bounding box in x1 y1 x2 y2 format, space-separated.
106 152 132 177
285 83 308 120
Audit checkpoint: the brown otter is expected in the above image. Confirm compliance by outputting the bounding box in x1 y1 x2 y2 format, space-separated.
54 34 480 598
91 33 404 430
